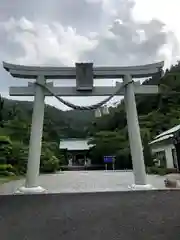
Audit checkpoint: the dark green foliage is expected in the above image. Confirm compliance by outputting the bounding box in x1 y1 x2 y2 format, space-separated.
146 166 167 176
88 130 132 169
40 141 65 172
0 95 4 127
0 164 16 176
146 166 178 176
0 136 12 164
0 98 94 175
88 61 180 169
10 142 29 175
143 133 153 167
40 155 60 173
1 98 94 141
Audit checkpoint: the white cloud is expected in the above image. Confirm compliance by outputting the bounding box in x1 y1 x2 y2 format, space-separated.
1 0 180 110
133 0 180 40
1 1 179 68
0 17 98 66
132 0 180 68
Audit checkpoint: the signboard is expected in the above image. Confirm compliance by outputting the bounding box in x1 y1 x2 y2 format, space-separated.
103 156 115 163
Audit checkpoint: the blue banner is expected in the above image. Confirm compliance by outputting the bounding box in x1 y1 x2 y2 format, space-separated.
103 156 114 163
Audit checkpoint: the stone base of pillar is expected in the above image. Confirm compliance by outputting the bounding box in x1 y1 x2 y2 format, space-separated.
15 186 46 194
128 184 156 191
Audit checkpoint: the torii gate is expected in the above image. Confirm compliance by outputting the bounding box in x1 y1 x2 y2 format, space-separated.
3 61 164 194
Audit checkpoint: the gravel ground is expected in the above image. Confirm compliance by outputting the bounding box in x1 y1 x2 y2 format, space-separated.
0 170 166 195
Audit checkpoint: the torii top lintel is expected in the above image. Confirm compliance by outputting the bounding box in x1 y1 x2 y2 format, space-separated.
3 61 164 79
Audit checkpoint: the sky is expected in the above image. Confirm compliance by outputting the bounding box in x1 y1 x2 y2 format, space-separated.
0 0 180 110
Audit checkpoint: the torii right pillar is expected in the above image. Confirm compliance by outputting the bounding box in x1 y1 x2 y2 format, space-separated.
124 74 153 190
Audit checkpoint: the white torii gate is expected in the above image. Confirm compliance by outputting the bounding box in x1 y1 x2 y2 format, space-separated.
3 61 164 194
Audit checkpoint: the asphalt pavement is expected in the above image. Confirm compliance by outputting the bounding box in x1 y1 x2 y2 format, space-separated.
0 190 180 240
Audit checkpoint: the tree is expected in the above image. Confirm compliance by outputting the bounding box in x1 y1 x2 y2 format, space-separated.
40 155 60 173
143 133 153 167
88 131 128 166
172 130 180 171
0 135 12 164
0 95 4 127
116 147 132 169
9 141 29 174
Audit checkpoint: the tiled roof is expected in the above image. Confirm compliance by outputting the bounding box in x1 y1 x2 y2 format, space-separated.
154 124 180 139
149 124 180 145
149 134 173 145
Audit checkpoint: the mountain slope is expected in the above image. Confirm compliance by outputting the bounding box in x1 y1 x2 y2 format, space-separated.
1 98 95 143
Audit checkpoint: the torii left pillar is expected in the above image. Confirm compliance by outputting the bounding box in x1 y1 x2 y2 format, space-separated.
18 75 46 194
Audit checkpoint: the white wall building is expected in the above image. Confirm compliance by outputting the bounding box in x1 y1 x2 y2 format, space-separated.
149 125 180 169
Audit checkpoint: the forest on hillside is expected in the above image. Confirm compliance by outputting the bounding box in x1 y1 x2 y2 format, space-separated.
0 97 95 176
1 61 180 176
88 62 180 169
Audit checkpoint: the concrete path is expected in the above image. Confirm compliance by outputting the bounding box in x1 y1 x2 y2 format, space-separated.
0 170 166 195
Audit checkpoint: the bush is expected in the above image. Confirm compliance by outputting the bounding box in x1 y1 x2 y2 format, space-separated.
146 166 167 176
0 164 17 176
40 143 63 173
40 155 60 173
0 164 15 171
146 166 178 176
0 170 12 176
0 171 16 177
166 168 179 174
58 154 65 166
0 135 12 145
10 142 29 175
0 135 12 164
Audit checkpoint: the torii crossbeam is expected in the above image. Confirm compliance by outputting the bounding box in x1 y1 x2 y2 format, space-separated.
3 61 164 194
